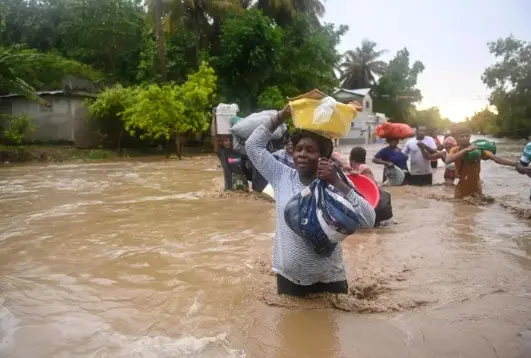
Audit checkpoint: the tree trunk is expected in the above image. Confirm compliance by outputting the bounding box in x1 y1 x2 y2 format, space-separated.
193 13 201 67
175 135 182 160
155 0 167 81
117 126 123 156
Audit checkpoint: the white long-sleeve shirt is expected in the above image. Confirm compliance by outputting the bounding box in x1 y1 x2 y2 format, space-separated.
245 124 375 285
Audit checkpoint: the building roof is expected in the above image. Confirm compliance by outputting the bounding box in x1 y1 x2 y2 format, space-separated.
332 88 372 97
0 90 96 99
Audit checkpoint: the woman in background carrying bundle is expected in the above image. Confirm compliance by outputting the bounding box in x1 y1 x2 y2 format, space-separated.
372 138 409 185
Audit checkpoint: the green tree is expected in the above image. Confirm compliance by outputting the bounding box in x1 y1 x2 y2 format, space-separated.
256 0 325 26
1 113 35 146
148 0 242 67
1 46 102 104
86 84 138 149
413 107 452 132
0 48 39 99
465 108 497 135
339 39 387 89
122 62 217 158
257 86 285 110
136 27 197 83
214 9 282 112
59 0 145 84
373 48 425 124
482 36 531 138
277 17 346 97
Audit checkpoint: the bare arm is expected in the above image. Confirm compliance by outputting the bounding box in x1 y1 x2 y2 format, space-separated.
421 148 431 160
372 157 392 166
446 146 474 164
422 148 444 160
360 168 376 182
488 153 517 167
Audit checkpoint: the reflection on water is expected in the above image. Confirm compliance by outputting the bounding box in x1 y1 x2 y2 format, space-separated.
1 137 531 357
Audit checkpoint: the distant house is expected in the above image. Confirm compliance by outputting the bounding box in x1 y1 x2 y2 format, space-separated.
0 77 100 147
332 88 388 145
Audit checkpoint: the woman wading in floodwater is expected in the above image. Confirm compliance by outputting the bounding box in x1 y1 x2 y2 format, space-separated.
245 105 375 297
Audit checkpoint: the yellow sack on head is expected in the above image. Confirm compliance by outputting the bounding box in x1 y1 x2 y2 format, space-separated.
289 96 359 139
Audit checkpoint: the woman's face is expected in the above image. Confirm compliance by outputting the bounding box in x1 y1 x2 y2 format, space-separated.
285 140 293 154
457 133 471 147
293 137 321 177
387 139 399 148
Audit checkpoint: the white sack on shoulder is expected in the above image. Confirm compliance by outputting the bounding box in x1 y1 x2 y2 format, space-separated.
230 110 287 140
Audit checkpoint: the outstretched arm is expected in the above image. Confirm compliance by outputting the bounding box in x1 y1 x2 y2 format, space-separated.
484 151 517 167
420 147 444 160
446 145 476 164
245 106 291 187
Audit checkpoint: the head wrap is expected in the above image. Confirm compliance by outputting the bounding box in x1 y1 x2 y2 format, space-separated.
443 136 457 147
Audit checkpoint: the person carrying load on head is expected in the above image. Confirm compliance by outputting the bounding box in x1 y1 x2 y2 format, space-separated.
245 103 375 297
372 138 408 185
445 126 517 198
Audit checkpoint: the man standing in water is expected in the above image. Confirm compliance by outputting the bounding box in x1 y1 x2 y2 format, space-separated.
402 125 437 186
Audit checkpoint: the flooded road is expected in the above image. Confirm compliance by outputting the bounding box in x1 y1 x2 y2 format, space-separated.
1 137 531 358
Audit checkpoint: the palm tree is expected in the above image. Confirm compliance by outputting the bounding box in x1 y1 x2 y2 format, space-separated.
147 0 242 67
339 39 387 89
0 49 38 99
256 0 325 26
155 0 167 80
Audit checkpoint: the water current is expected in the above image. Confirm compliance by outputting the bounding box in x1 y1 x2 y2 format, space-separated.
1 137 531 357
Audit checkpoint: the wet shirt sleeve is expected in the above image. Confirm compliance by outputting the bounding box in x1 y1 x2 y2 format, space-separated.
344 189 376 228
520 142 531 166
482 150 494 160
245 124 289 187
374 148 387 160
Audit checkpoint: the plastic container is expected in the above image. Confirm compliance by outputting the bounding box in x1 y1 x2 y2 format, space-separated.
289 97 358 139
346 173 380 208
384 165 406 186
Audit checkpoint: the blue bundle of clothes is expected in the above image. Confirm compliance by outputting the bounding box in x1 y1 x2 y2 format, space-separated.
284 172 364 257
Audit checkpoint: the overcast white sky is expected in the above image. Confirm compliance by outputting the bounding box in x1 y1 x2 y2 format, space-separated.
323 0 531 122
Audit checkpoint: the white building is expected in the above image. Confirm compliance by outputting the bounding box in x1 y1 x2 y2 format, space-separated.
332 88 388 145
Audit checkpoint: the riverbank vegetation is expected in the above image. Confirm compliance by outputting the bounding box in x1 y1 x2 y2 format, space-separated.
465 37 531 138
1 0 529 159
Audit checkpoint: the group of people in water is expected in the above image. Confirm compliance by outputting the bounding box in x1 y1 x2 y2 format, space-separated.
243 104 531 298
273 121 529 199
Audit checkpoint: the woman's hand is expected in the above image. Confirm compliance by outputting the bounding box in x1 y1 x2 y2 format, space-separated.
385 162 395 168
278 104 291 122
318 158 351 194
317 158 340 185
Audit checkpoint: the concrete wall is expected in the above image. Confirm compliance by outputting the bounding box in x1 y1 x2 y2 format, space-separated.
1 96 88 143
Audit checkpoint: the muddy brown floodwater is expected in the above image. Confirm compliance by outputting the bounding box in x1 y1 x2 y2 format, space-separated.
1 137 531 358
